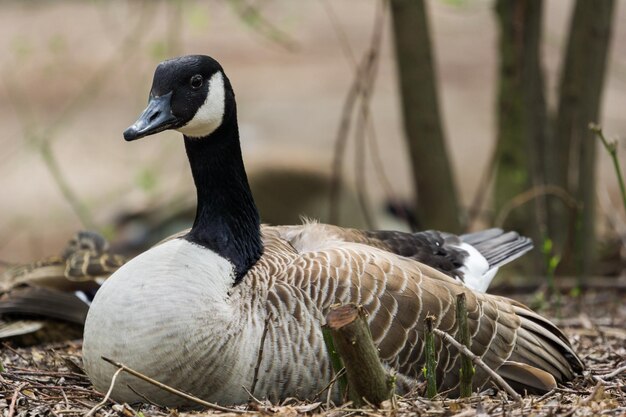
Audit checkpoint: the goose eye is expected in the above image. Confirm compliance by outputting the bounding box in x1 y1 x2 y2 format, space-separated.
190 75 203 89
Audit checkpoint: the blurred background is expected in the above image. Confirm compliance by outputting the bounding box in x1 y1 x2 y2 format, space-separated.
1 0 625 291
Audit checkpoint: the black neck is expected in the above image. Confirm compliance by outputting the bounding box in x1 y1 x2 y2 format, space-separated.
183 110 263 284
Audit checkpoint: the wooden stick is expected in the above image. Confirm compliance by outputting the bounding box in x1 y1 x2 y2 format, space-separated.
325 304 393 406
432 329 522 402
100 357 245 413
455 293 474 397
84 367 123 417
7 382 26 417
424 315 438 399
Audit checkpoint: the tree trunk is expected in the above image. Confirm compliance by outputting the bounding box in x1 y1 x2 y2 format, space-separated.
494 0 547 273
553 0 615 279
390 0 460 232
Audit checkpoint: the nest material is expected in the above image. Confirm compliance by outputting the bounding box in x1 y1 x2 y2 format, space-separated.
0 291 624 417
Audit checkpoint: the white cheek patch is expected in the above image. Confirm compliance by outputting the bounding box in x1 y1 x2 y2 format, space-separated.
176 71 226 138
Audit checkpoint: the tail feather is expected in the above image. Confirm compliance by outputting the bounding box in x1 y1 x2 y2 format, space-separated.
504 305 584 386
512 305 584 376
0 287 89 325
461 228 533 269
498 361 557 394
0 320 45 338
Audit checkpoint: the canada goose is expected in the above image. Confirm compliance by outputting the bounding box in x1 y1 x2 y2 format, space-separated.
0 231 125 340
83 55 583 407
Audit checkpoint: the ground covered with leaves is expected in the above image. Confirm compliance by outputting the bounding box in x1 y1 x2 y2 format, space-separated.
0 290 624 417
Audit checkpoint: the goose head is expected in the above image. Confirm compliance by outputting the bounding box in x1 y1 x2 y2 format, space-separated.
123 55 232 141
122 54 263 283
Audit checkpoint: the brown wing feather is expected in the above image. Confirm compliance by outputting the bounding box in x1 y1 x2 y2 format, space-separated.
262 224 582 395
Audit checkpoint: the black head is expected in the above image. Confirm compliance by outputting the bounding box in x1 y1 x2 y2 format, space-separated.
124 55 233 141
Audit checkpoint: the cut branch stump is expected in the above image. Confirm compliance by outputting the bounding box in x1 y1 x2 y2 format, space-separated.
456 293 474 397
424 315 438 399
325 304 393 406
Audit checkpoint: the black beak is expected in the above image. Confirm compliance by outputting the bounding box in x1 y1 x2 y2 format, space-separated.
123 92 178 141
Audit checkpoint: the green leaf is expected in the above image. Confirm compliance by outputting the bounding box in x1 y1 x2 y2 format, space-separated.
548 255 561 271
542 237 553 254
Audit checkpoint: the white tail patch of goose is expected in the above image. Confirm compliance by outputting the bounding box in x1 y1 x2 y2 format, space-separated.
455 242 494 293
177 71 225 138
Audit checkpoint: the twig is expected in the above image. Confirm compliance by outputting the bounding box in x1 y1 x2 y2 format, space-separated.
14 385 102 396
466 144 498 230
0 0 156 231
8 382 26 417
590 123 626 213
84 366 123 417
432 329 522 403
2 343 31 362
495 185 578 228
251 313 272 396
580 381 604 406
241 385 264 405
352 0 387 230
100 356 244 413
126 384 160 407
327 0 389 227
39 141 96 230
594 364 626 379
313 367 347 401
328 67 360 224
320 0 357 66
228 0 298 51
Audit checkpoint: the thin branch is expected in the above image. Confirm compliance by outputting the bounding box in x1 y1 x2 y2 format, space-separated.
7 382 26 417
47 1 156 138
590 123 626 214
39 141 96 230
241 385 264 405
466 144 498 230
320 0 357 67
228 0 298 52
327 0 388 227
495 185 579 228
432 328 522 403
84 367 123 417
251 313 272 396
126 384 160 407
100 356 245 413
313 367 347 401
595 364 626 380
353 0 387 229
0 0 156 231
328 66 361 225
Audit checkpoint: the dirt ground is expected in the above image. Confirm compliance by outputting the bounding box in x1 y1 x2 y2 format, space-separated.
1 0 626 265
0 290 624 416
